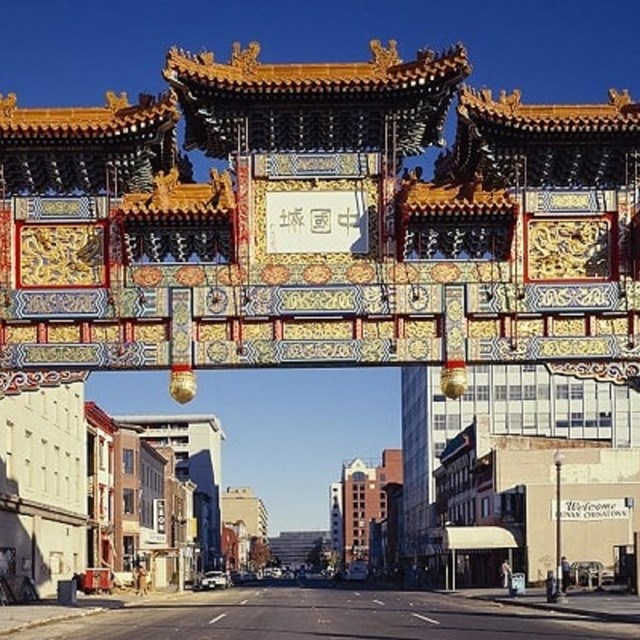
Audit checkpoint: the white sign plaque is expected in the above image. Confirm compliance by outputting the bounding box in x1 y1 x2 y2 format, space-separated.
551 498 630 521
266 190 369 254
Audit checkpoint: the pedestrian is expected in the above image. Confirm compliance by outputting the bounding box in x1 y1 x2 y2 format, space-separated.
561 556 571 593
500 559 512 588
135 565 148 596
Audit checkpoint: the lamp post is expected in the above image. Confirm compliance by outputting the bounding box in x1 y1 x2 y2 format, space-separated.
554 450 567 603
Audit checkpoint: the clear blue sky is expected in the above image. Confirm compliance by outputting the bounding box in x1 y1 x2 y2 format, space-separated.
5 1 640 534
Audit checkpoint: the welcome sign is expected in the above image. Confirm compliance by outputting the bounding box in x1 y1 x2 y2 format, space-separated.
551 498 631 521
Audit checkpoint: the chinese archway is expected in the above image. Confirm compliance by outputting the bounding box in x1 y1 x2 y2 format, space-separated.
1 40 639 403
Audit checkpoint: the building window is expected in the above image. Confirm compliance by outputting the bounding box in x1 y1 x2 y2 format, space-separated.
476 385 489 401
495 385 507 401
556 384 569 399
508 386 522 400
524 385 536 400
434 415 446 430
123 449 134 474
570 384 584 399
481 496 490 518
570 412 583 427
123 488 135 514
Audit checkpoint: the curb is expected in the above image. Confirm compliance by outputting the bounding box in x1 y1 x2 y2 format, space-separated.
0 606 106 637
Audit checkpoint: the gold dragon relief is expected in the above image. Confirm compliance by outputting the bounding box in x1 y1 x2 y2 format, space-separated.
19 224 106 287
527 219 611 281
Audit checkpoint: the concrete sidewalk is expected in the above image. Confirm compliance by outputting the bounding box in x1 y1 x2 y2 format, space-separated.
0 586 186 636
453 585 640 624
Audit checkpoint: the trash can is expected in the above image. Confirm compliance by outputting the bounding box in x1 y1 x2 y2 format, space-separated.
509 573 525 596
57 580 77 606
545 570 557 603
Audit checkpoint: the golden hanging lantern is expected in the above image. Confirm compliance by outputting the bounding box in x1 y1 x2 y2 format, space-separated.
440 364 467 400
169 367 197 404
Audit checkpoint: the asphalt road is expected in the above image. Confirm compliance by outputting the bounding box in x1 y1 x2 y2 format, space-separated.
9 578 639 640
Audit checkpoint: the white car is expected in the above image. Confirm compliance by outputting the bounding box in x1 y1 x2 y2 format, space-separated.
196 571 229 590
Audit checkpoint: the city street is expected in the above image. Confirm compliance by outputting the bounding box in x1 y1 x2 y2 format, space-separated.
5 579 639 640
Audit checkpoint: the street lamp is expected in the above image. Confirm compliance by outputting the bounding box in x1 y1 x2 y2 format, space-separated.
554 450 567 603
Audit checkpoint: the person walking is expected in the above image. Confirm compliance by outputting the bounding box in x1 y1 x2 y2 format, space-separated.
135 565 148 596
501 559 512 589
561 556 571 593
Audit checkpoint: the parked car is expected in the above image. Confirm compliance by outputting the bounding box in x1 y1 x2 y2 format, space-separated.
194 571 230 591
569 561 614 586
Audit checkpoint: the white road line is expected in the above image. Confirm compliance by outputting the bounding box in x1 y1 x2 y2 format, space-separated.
209 613 227 625
412 613 441 625
373 599 386 606
240 599 249 605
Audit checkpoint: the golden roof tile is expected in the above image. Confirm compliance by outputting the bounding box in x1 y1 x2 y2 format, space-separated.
398 172 516 216
459 86 640 127
120 167 235 219
164 39 470 89
0 91 180 135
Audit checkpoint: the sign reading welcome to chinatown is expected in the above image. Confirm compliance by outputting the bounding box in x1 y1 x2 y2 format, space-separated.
551 498 630 521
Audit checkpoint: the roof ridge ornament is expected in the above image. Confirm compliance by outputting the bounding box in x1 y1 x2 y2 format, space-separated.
498 89 522 114
0 92 17 120
608 88 631 110
230 41 261 74
105 90 129 112
369 39 401 76
152 167 180 209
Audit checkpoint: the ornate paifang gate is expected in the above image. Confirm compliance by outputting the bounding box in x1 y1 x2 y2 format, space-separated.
1 42 640 403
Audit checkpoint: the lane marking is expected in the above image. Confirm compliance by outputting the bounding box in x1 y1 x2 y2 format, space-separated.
209 613 227 625
240 599 249 605
412 613 440 626
373 599 386 606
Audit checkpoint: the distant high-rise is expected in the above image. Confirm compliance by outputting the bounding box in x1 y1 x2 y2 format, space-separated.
339 449 403 564
221 487 269 541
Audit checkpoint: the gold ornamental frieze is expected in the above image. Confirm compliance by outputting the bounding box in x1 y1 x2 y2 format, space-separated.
362 321 395 339
241 322 274 340
13 197 107 221
405 319 438 338
198 323 228 341
91 324 121 343
47 324 81 343
526 218 611 281
596 317 627 335
134 324 167 343
514 319 545 337
284 321 352 340
553 318 586 336
530 190 615 214
22 344 101 365
537 337 611 358
19 224 106 287
531 284 619 311
5 325 37 343
277 288 359 314
468 319 500 339
280 341 357 362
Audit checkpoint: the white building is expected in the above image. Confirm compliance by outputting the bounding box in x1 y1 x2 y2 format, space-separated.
0 381 87 597
112 414 225 572
401 364 640 560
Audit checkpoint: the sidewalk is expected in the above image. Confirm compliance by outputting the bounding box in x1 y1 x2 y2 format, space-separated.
453 585 640 624
0 586 186 637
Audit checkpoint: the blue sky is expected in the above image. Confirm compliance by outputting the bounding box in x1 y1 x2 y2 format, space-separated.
5 1 640 534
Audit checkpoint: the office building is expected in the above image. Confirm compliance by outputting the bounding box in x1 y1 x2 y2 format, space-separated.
401 364 640 566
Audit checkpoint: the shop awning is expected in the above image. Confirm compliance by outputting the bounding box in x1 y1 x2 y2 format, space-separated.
444 526 520 551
